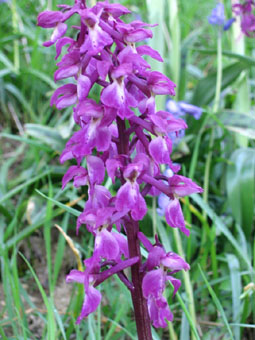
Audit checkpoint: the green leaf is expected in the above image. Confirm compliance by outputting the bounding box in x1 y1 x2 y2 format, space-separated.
0 170 52 205
35 189 81 217
227 254 241 340
195 48 255 67
174 291 201 340
217 111 255 139
25 123 65 151
0 51 16 72
191 194 252 271
192 62 251 106
23 68 58 90
4 83 36 119
198 265 234 340
19 252 56 339
0 132 52 151
226 148 255 238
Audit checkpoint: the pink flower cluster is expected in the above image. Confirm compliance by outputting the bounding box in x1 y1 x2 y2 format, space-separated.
37 0 203 329
233 0 255 36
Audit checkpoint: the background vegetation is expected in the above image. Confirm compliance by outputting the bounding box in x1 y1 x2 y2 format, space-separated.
0 0 255 339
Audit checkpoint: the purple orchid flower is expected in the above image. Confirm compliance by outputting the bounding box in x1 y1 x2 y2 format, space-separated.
38 1 203 336
138 232 189 328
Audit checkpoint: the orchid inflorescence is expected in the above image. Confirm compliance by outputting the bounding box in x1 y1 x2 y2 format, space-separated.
37 0 203 334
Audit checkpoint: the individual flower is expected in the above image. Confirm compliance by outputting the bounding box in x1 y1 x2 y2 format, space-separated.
157 170 203 236
208 2 235 30
208 3 225 26
115 162 147 220
37 10 68 46
138 233 189 328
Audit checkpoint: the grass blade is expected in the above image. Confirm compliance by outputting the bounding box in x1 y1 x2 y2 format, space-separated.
191 194 252 271
198 265 234 340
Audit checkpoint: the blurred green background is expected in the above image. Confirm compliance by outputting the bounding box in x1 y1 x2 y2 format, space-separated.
0 0 255 339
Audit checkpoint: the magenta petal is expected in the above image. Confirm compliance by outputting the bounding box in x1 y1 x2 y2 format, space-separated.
115 181 136 212
167 277 181 297
165 198 190 236
142 269 165 298
97 60 111 80
101 81 124 109
148 296 173 328
111 63 133 78
76 286 102 323
161 252 190 271
131 192 147 221
95 207 115 228
55 37 74 59
62 165 87 189
50 84 77 109
112 232 129 258
102 2 131 17
137 231 154 252
37 10 63 28
106 158 122 183
95 126 111 152
146 246 166 270
49 22 68 46
54 64 80 81
169 175 203 197
75 99 103 121
94 229 119 260
66 269 85 284
77 75 91 101
148 71 176 96
87 155 105 185
86 185 111 210
77 209 97 231
136 45 163 62
80 22 113 55
149 111 187 134
124 28 153 43
149 136 171 164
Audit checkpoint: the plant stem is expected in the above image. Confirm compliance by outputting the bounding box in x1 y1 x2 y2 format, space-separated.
169 0 180 100
201 27 222 302
152 196 157 236
125 218 152 340
10 0 20 74
203 28 222 214
117 117 152 339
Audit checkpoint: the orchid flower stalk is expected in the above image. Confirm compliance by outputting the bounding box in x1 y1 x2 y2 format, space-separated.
37 1 203 338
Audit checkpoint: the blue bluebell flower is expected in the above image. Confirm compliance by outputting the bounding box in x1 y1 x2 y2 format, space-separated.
223 18 236 31
166 99 203 120
208 3 235 31
208 3 225 26
166 99 202 145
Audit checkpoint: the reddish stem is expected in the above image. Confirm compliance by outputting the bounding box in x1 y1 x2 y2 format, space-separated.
116 117 152 340
125 218 153 340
